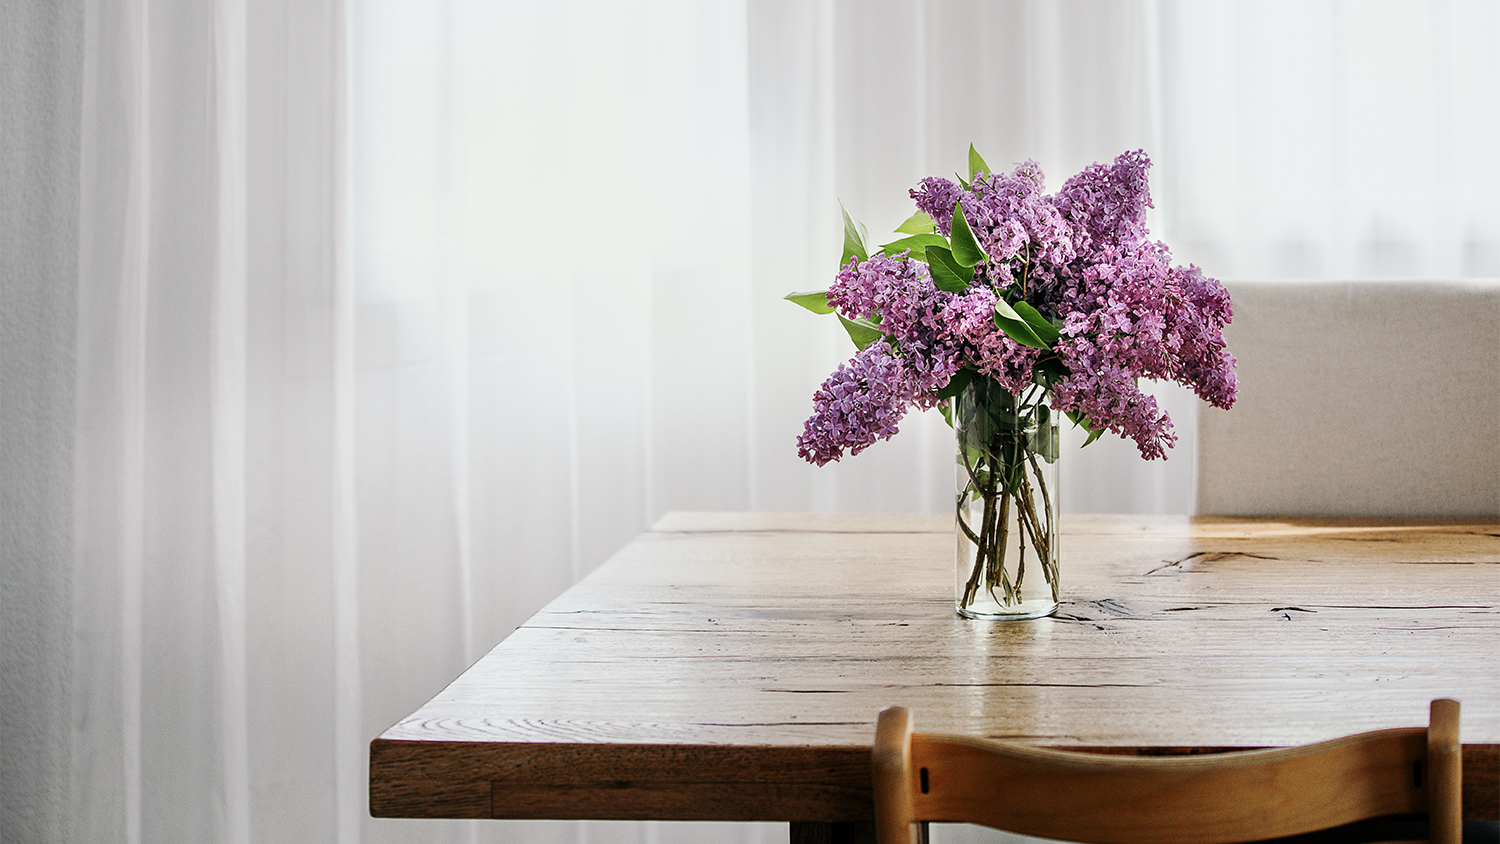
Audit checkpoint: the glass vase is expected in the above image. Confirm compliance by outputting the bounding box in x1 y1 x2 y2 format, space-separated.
953 375 1060 620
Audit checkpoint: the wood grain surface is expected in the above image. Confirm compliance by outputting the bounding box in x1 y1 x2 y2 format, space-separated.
370 513 1500 823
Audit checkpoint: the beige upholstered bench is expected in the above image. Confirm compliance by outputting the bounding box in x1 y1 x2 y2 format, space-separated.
1195 281 1499 517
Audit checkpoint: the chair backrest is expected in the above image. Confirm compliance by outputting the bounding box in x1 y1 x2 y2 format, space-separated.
1195 281 1499 517
872 699 1461 844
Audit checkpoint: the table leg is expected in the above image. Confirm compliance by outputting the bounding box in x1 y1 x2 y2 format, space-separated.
788 821 876 844
788 821 928 844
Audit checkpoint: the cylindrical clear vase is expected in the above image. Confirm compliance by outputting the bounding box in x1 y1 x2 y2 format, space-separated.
954 376 1060 620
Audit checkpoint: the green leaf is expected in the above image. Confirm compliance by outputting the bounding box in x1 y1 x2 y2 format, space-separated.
984 406 1023 429
894 210 938 235
925 245 973 292
840 201 869 266
1028 404 1059 463
993 299 1050 350
784 290 835 315
1066 410 1106 447
949 201 985 268
1029 423 1059 463
838 314 885 350
1033 355 1069 384
959 415 995 460
877 233 949 262
936 368 974 401
1011 300 1061 345
1001 444 1027 494
968 144 991 180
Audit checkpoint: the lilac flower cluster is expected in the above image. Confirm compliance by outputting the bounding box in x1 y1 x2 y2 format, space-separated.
797 255 960 465
796 342 940 466
799 150 1237 465
916 161 1075 271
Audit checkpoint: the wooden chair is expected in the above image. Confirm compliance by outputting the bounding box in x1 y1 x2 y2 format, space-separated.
872 700 1462 844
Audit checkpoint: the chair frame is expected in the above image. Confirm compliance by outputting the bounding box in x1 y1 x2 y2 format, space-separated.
873 699 1461 844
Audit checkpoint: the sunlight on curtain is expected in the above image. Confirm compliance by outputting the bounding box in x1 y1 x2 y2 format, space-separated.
350 1 773 841
1158 0 1500 280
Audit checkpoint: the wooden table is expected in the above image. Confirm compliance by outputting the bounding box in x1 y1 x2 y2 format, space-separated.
370 513 1500 836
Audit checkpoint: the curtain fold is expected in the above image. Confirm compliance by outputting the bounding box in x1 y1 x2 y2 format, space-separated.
5 1 1494 843
73 0 358 840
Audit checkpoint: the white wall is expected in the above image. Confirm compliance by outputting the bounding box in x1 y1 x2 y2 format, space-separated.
1 1 82 840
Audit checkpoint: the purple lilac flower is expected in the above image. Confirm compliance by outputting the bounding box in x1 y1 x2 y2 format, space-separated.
1169 264 1238 409
968 164 1075 269
1052 149 1154 253
1050 363 1177 460
912 163 1076 273
829 254 951 348
800 150 1237 464
910 177 963 235
796 342 936 466
798 255 969 465
832 254 966 388
940 286 1041 395
1040 235 1237 455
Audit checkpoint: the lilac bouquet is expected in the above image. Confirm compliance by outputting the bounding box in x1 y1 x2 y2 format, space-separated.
788 148 1237 617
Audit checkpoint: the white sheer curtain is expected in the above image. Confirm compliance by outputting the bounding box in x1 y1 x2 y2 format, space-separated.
1160 1 1500 280
4 2 1496 844
68 0 361 842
